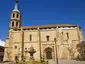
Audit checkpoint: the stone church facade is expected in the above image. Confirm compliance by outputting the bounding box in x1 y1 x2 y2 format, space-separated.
4 0 84 61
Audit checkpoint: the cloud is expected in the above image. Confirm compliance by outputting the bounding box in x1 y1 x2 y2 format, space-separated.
0 39 5 46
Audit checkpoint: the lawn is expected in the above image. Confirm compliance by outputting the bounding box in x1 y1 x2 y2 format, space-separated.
16 61 48 64
34 61 48 64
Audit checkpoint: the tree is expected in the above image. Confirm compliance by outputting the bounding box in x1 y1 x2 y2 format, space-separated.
76 41 85 61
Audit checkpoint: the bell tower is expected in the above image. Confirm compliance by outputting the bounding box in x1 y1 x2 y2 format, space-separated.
10 0 21 28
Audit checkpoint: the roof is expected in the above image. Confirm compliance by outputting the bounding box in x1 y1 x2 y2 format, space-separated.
21 24 77 29
13 8 20 12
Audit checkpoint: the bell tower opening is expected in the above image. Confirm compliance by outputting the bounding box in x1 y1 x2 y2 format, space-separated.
13 13 15 18
12 22 14 27
16 22 18 27
17 14 19 18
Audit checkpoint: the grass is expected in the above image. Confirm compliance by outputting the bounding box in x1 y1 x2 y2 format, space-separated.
34 61 48 64
16 61 48 64
16 61 27 64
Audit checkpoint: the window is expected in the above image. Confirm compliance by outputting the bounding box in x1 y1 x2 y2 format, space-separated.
17 14 19 18
66 32 69 39
16 22 18 27
29 35 32 41
12 22 14 27
46 35 50 41
13 13 15 18
15 46 17 49
25 48 27 50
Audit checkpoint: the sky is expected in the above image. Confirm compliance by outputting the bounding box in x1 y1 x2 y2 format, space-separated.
0 0 85 44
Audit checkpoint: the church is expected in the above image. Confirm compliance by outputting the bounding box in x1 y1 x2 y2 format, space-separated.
4 0 84 61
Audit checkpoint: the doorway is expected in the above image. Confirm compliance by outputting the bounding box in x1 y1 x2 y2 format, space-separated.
45 47 52 59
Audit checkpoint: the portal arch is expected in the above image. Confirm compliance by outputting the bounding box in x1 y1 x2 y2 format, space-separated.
44 47 53 59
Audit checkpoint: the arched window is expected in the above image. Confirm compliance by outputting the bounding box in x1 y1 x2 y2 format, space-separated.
12 22 14 27
25 48 27 50
17 14 19 18
16 22 18 27
29 35 32 41
15 46 17 49
46 35 50 41
66 32 69 39
45 47 52 59
13 13 15 18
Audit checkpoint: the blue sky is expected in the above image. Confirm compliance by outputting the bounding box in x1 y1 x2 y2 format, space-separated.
0 0 85 41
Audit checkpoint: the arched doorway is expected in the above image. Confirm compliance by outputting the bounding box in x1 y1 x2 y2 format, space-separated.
44 47 53 59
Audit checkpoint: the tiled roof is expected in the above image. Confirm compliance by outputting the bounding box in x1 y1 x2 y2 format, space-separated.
21 24 77 29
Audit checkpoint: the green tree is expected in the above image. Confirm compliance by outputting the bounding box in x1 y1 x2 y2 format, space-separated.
76 41 85 61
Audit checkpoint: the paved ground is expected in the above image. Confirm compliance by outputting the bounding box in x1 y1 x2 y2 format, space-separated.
48 60 85 64
0 62 16 64
0 60 85 64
